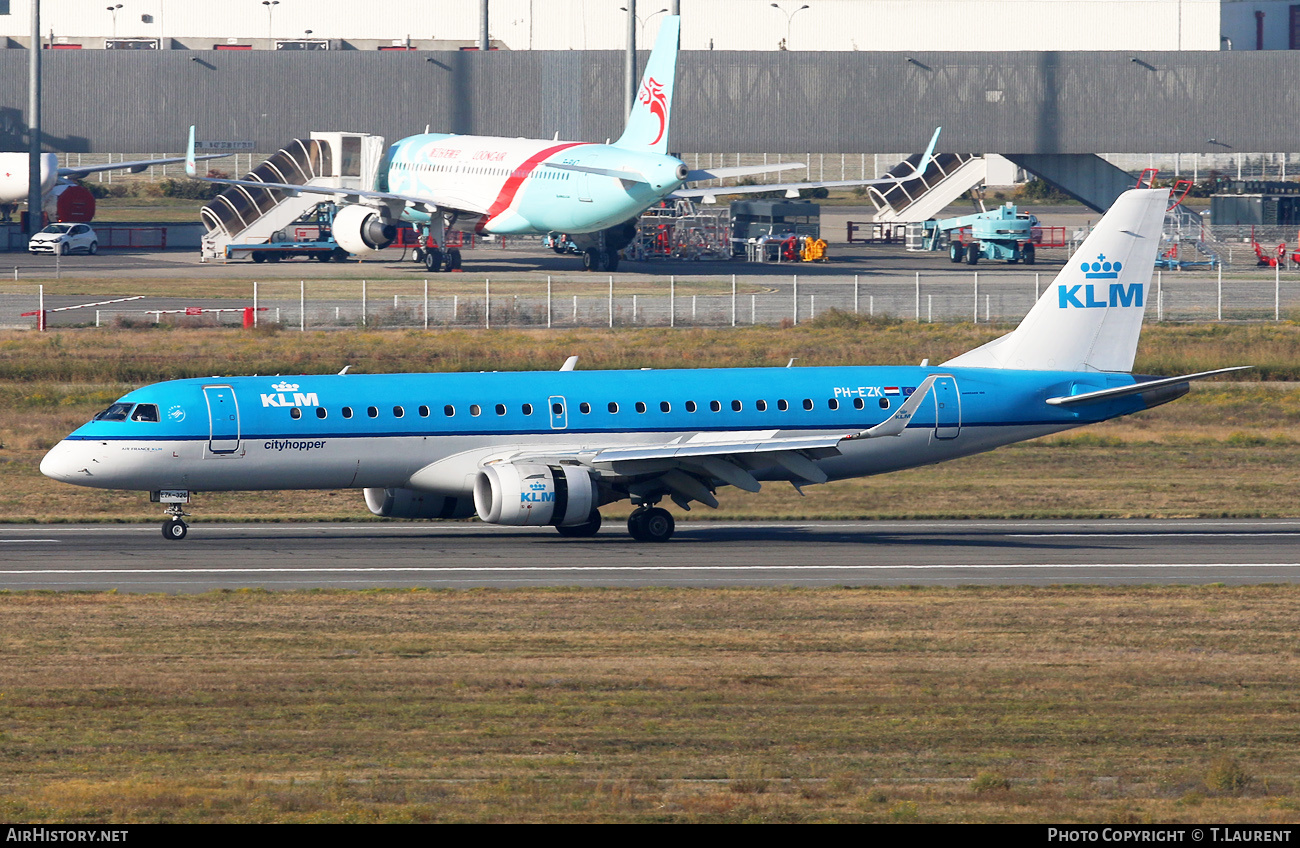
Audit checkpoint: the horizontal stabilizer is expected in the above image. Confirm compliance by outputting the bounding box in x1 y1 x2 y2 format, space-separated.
1045 366 1251 407
549 162 651 184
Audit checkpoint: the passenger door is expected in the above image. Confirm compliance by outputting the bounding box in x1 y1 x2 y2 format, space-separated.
203 385 241 454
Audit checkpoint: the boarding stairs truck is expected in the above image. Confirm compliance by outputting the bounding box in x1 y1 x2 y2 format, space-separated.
199 132 385 261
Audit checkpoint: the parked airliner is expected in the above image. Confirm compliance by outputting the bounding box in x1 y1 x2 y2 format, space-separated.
41 188 1243 542
184 15 938 273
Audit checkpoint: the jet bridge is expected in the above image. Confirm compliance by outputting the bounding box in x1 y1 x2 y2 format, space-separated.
199 131 385 260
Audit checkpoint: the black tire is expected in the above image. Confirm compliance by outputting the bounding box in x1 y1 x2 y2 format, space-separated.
315 252 331 262
604 249 620 272
556 511 602 538
60 242 70 255
448 248 462 270
639 507 674 542
266 253 281 263
582 248 605 273
627 510 649 541
88 241 98 256
332 247 351 263
412 247 425 264
965 245 979 265
424 248 443 273
163 519 188 541
252 252 266 263
1023 243 1036 265
949 242 964 263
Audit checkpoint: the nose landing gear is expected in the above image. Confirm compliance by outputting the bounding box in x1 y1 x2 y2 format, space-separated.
162 503 189 540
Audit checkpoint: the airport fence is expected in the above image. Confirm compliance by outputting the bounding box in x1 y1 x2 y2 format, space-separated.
15 267 1300 331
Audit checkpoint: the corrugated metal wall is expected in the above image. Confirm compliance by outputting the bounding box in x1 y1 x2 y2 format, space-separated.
0 48 1294 155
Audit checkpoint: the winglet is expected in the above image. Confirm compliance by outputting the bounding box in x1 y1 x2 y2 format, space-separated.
846 375 939 440
185 126 198 178
914 127 941 176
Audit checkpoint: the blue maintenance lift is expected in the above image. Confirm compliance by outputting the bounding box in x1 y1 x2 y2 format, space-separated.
932 203 1040 265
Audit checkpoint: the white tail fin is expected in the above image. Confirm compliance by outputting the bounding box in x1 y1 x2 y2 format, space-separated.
943 188 1168 373
613 15 680 155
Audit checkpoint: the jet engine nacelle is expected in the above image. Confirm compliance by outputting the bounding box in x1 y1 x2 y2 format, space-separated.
473 463 597 527
364 487 475 520
332 203 396 255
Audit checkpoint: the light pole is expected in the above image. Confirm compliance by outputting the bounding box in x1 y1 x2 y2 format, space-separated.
771 3 809 51
620 5 667 41
261 0 279 42
106 4 122 39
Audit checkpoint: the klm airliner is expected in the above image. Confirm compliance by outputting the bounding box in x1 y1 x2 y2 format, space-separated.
184 15 939 273
41 188 1242 541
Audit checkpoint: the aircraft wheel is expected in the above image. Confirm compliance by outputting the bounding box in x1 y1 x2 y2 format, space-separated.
604 249 620 272
627 509 649 541
965 246 979 265
556 511 602 538
949 242 964 263
162 518 188 541
639 507 674 543
448 248 462 270
424 248 443 273
582 248 605 272
1023 244 1036 265
412 247 424 264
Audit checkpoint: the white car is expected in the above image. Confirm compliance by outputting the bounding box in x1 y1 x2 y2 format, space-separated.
28 223 98 256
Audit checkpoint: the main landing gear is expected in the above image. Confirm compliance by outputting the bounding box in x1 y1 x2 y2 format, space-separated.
418 245 462 273
627 506 674 542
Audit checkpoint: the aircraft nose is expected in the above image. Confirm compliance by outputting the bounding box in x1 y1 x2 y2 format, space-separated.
40 440 93 484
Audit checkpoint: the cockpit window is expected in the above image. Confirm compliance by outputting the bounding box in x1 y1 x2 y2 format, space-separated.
131 404 160 422
93 402 134 422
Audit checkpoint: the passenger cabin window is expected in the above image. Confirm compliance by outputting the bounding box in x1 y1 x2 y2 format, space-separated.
290 408 302 419
878 398 890 409
802 399 814 411
471 404 482 416
316 407 328 419
685 401 697 413
94 402 134 422
731 400 742 412
635 402 647 414
419 405 430 417
827 398 839 410
393 406 404 418
444 405 455 417
777 399 789 411
709 400 721 412
579 402 591 414
367 406 379 418
130 404 159 422
495 404 506 416
342 406 354 419
756 400 768 412
608 402 619 413
853 398 865 410
522 403 533 415
660 401 671 413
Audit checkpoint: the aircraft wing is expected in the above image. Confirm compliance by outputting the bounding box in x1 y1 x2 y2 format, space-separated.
501 376 938 505
59 153 229 180
673 127 942 201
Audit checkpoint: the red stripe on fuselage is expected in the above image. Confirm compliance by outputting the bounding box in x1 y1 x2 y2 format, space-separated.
476 141 590 233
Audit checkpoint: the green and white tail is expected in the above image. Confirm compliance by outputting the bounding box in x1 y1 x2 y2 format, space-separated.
944 188 1168 373
614 15 680 156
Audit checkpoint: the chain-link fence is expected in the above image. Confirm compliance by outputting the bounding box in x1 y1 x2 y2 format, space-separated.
64 269 1300 331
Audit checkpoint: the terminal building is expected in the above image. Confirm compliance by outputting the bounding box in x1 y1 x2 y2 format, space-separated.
1 0 1300 52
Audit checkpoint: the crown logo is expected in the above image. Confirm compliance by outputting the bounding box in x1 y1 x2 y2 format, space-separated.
530 481 547 491
1081 254 1121 280
272 381 300 392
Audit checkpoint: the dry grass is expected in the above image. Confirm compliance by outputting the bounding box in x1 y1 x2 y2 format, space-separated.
0 587 1297 823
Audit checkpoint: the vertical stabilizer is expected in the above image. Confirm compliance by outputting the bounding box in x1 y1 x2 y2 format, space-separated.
944 188 1168 373
613 15 680 155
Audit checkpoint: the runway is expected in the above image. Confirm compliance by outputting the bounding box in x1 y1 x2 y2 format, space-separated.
1 519 1298 591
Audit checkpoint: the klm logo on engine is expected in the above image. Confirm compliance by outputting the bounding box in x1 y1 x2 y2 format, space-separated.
520 481 555 504
1058 254 1144 309
260 381 320 408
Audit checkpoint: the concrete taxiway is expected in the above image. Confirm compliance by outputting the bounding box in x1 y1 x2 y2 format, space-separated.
0 519 1297 592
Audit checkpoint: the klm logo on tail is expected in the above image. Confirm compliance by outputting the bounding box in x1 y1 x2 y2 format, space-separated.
1059 255 1143 309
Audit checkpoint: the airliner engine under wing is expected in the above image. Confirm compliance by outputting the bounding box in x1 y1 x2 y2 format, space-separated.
183 15 938 273
41 188 1245 541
